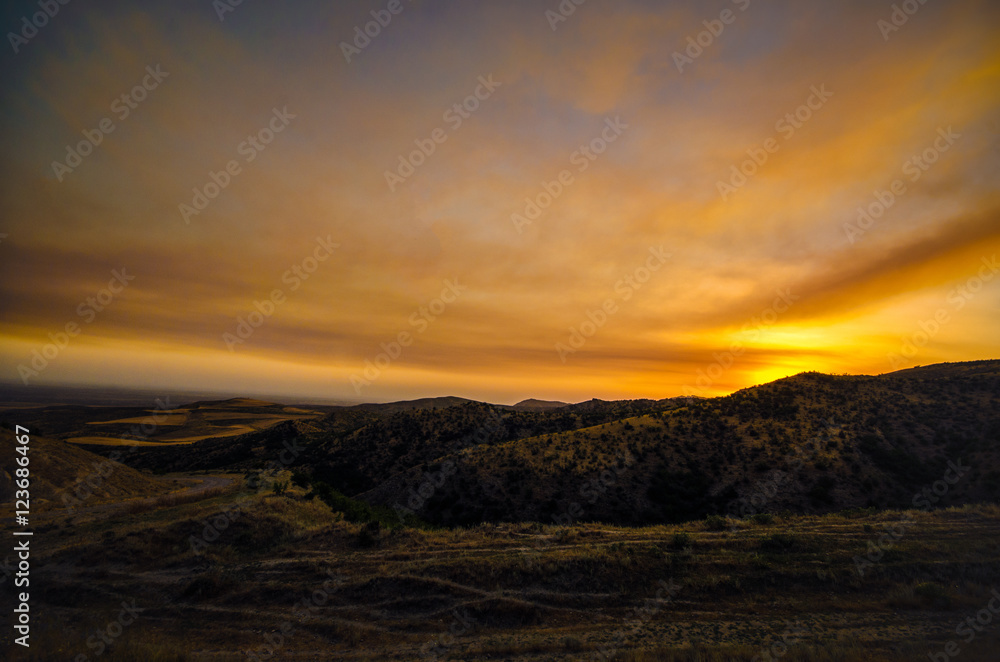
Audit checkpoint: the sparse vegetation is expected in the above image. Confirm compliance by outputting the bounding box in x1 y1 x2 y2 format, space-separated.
4 361 1000 659
705 514 728 531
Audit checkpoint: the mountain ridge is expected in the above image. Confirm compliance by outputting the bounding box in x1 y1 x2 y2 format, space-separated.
11 360 998 527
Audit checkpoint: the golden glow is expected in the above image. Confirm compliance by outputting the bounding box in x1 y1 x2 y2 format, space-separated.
0 2 998 403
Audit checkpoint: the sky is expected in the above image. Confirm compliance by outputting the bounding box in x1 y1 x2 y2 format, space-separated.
0 0 998 405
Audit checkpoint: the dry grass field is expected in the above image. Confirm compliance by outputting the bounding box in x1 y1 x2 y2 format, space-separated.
4 472 1000 661
2 364 998 660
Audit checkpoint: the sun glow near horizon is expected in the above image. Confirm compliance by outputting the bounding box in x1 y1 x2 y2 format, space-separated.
0 0 998 404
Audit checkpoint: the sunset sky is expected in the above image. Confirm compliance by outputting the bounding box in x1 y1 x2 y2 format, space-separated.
1 0 998 404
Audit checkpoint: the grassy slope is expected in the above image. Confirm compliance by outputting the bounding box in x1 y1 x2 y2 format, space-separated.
0 428 172 510
7 475 1000 661
360 362 1000 526
29 362 999 529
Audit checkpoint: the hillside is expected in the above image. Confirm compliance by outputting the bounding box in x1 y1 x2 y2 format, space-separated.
15 482 1000 660
37 360 1000 528
359 361 1000 526
3 360 999 661
98 398 675 491
0 428 171 510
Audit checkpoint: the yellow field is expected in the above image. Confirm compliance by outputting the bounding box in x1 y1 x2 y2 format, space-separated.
86 413 189 426
65 436 200 446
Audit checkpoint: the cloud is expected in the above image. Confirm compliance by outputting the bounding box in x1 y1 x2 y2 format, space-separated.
0 0 998 402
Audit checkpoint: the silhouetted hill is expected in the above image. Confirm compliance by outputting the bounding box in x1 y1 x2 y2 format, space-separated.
509 399 568 411
358 362 1000 525
346 396 478 413
56 360 1000 527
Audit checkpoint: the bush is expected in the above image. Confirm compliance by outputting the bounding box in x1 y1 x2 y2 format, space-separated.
749 513 774 525
705 515 728 531
310 481 423 529
671 532 692 549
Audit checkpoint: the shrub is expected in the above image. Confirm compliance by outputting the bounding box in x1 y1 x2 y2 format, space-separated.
705 515 727 531
671 532 692 549
309 481 419 528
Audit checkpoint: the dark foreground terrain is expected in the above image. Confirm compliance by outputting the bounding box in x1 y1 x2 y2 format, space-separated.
1 361 999 660
3 475 1000 661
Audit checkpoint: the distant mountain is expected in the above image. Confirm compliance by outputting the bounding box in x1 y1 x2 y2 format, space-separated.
51 360 1000 527
346 396 478 414
508 399 568 411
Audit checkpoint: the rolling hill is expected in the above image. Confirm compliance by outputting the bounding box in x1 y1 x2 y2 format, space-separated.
361 361 1000 525
14 360 1000 528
